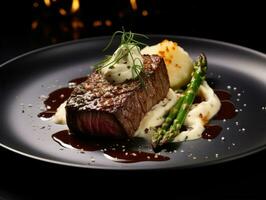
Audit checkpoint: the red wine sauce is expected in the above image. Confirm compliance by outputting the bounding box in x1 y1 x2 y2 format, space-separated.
52 130 169 163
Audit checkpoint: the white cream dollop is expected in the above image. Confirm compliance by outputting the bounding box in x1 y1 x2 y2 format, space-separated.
100 44 143 84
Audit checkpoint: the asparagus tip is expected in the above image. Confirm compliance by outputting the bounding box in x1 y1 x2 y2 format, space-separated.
199 53 207 67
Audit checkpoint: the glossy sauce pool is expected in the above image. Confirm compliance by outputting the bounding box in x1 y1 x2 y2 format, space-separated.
202 89 237 139
52 130 170 163
38 77 87 118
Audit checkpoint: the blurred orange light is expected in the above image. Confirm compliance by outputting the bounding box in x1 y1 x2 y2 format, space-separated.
59 8 67 16
72 18 84 29
33 2 39 8
105 20 112 27
71 0 80 13
31 20 39 30
93 20 102 27
142 10 148 16
130 0 138 11
44 0 51 7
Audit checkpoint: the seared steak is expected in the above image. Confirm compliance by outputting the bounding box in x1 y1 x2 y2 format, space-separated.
66 55 170 138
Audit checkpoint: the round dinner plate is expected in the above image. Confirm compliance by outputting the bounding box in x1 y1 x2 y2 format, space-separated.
0 35 266 170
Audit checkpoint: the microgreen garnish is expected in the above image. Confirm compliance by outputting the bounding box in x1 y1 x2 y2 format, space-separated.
94 29 149 86
102 30 148 52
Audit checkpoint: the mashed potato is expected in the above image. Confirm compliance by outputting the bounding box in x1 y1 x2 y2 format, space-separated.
141 40 193 89
52 101 67 124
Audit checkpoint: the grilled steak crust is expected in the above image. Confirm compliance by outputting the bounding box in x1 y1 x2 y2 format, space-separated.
66 55 170 138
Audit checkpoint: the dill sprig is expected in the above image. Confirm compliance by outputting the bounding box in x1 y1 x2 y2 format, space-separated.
94 29 148 86
102 30 148 52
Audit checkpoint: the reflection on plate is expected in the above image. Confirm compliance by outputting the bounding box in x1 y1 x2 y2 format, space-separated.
0 36 266 169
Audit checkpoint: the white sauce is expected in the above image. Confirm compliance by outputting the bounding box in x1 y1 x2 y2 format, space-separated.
135 89 178 139
53 81 221 143
100 44 143 84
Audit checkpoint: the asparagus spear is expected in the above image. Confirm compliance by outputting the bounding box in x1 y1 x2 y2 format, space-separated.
151 94 185 148
152 53 207 148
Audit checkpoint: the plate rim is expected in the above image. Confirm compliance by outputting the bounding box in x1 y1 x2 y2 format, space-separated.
1 140 266 171
1 35 266 170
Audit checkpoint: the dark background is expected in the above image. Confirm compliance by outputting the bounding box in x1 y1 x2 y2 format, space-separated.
0 0 265 199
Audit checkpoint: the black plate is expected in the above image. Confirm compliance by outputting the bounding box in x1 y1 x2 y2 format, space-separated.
0 35 266 170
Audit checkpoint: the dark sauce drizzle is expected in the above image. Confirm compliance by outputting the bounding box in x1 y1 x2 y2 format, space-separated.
52 130 169 163
202 125 223 139
202 89 237 139
38 76 87 118
212 89 236 120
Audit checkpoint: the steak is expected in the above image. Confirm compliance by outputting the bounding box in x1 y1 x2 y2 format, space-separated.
66 55 170 138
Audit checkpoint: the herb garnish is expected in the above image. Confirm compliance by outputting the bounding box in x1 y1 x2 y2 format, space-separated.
95 29 149 86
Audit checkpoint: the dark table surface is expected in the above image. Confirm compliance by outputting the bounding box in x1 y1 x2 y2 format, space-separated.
0 1 265 199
